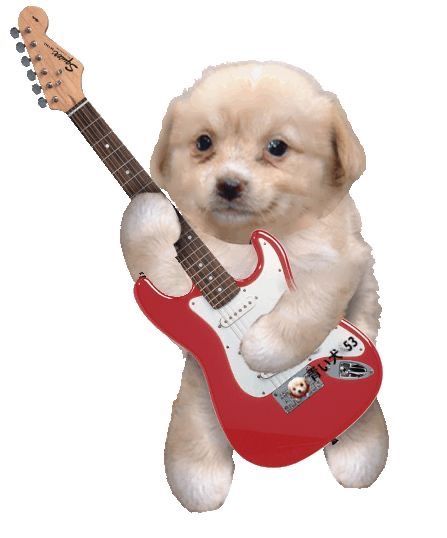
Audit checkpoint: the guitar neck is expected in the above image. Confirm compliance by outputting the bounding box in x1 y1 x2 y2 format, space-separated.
67 98 239 309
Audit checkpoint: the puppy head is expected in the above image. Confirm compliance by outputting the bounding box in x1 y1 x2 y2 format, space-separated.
151 62 365 242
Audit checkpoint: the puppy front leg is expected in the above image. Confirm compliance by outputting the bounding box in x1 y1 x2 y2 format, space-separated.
241 266 356 372
120 192 191 295
165 356 234 512
324 399 388 487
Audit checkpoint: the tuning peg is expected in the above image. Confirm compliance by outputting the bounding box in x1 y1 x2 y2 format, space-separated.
10 27 20 39
32 83 42 95
21 56 31 67
27 69 36 81
16 42 25 53
37 97 47 108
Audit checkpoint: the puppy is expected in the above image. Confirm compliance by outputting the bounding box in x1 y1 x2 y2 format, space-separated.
120 61 389 512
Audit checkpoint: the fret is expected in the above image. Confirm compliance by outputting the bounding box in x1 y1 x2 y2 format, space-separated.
175 236 207 258
183 252 225 280
92 130 113 147
101 143 124 161
180 247 212 265
67 99 240 309
111 156 135 175
94 132 122 152
127 169 145 183
132 181 155 197
193 274 233 295
80 116 101 133
101 148 137 177
80 118 115 146
186 262 222 280
125 174 150 196
123 182 145 197
181 245 217 268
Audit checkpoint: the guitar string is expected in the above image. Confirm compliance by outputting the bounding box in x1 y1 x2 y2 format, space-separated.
74 109 150 191
70 105 272 369
71 104 289 388
70 103 255 347
70 103 240 308
71 105 281 383
70 104 236 297
173 237 247 344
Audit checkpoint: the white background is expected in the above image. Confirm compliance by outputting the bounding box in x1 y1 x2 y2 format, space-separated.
1 0 445 536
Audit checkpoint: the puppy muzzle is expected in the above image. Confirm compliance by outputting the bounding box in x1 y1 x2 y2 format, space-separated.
216 177 245 201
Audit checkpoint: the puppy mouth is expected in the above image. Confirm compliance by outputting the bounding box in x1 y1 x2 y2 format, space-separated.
208 198 278 221
213 203 255 215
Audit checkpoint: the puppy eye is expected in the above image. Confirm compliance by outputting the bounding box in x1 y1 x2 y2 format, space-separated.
196 134 213 152
267 139 288 157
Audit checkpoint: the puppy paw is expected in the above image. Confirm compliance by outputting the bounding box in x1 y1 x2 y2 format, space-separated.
165 454 234 513
121 192 180 245
241 314 297 372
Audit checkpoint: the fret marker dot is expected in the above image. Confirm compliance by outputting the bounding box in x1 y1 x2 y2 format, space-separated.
187 235 192 240
217 287 222 292
125 170 130 175
208 276 213 280
105 143 110 149
198 263 203 268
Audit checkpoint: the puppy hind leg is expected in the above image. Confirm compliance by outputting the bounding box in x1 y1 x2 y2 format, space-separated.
165 356 234 512
324 399 389 488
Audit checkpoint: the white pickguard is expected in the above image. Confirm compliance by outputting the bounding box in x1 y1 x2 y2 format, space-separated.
189 240 364 397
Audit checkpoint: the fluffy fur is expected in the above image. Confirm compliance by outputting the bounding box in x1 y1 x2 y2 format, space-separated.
120 62 388 512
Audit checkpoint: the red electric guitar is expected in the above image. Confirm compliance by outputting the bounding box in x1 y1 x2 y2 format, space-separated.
12 6 382 467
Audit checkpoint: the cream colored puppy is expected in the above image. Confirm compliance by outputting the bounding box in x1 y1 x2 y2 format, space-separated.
120 62 389 512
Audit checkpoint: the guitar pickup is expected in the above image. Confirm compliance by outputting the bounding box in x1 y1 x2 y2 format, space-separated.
219 296 257 327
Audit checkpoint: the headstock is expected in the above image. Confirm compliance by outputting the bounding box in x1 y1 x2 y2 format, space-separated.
11 6 84 112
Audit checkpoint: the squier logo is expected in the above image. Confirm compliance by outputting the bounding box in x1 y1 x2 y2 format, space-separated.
44 42 78 72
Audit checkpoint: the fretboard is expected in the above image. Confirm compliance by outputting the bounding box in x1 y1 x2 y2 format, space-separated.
67 98 239 309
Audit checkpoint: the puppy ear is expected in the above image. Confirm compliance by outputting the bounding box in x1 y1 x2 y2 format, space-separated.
150 99 179 187
327 92 366 186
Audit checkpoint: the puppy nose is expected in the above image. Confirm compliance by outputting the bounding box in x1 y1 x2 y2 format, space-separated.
216 178 244 201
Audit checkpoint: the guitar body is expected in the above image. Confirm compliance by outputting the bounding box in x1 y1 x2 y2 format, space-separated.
135 230 382 467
